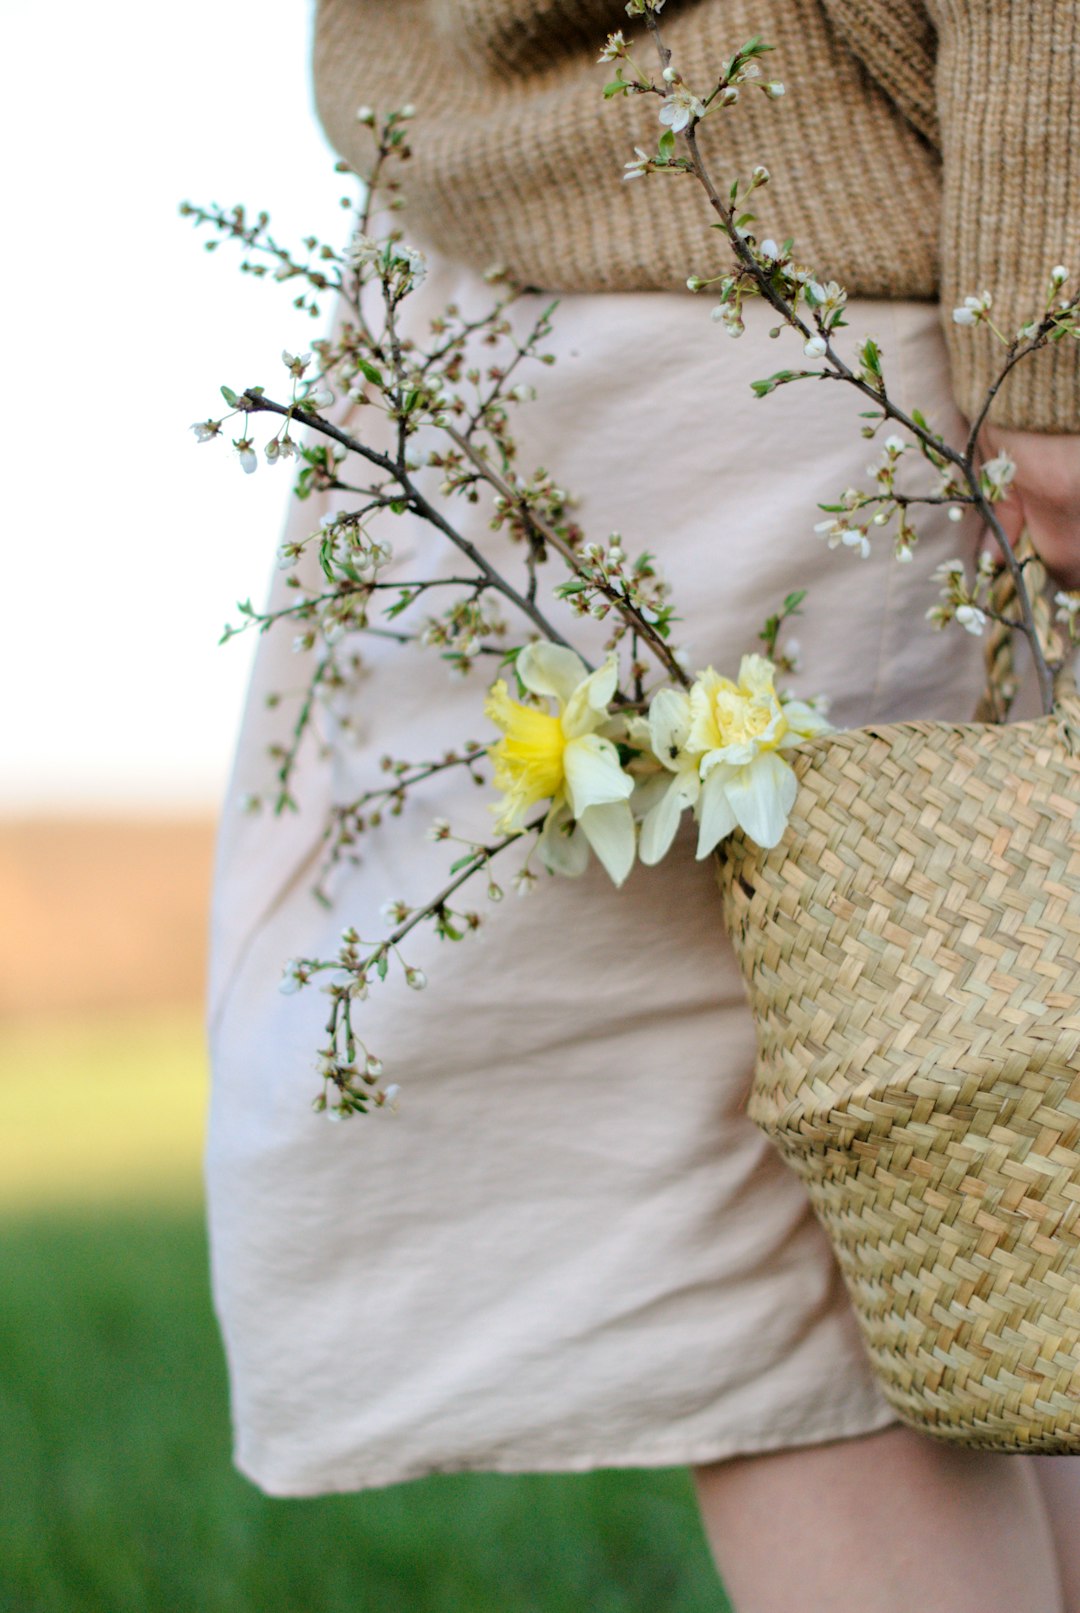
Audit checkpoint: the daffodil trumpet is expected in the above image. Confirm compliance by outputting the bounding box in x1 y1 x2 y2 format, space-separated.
484 642 636 886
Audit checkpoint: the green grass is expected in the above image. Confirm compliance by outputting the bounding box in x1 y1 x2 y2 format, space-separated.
0 1018 730 1611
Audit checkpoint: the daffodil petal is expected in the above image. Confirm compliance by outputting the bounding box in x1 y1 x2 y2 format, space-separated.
647 687 694 772
563 733 634 817
639 775 694 865
700 740 758 773
724 752 798 849
695 766 739 859
777 698 832 741
561 653 619 739
623 714 653 751
686 667 721 753
516 641 588 706
737 653 777 698
631 770 673 818
536 801 590 878
579 800 637 887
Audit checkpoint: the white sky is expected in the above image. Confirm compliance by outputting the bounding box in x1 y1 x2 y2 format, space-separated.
1 1 343 812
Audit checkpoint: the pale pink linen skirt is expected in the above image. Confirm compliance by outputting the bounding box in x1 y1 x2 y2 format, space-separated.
206 254 989 1496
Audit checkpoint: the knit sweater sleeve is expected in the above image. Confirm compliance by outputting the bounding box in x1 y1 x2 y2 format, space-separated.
925 0 1080 432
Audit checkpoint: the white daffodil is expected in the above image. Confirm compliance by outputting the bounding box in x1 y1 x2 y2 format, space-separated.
637 688 702 865
686 654 831 854
484 643 636 885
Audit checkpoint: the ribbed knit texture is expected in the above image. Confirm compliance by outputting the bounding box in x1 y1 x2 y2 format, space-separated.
313 0 1080 431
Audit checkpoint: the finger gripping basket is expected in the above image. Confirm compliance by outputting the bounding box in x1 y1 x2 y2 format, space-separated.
718 691 1080 1452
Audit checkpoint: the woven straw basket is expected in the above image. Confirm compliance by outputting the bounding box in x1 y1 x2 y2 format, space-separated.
717 629 1080 1453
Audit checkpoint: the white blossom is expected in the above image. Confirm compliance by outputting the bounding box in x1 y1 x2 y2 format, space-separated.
658 85 706 133
980 453 1017 500
955 604 986 635
952 290 993 327
279 958 310 994
803 334 827 358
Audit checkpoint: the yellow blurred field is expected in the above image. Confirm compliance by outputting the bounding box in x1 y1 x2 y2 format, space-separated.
1 816 215 1206
0 1009 208 1207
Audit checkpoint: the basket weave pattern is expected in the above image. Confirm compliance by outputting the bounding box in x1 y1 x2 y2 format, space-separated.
718 700 1080 1451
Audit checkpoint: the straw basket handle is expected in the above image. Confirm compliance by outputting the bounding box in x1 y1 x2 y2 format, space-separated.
971 539 1080 752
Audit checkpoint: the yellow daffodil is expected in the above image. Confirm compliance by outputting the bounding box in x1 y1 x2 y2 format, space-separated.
484 643 636 885
686 654 830 853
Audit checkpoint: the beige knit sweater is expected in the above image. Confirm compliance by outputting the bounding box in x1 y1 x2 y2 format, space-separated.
313 0 1080 432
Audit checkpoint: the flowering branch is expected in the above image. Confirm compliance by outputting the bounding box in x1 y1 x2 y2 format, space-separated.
623 4 1077 718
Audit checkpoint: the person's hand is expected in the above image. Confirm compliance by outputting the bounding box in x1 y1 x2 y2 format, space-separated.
978 425 1080 589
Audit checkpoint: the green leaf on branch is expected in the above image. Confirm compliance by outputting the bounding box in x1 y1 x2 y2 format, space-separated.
220 385 239 407
384 590 416 619
749 369 797 398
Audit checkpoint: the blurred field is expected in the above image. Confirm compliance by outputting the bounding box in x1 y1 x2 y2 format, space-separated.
0 817 215 1020
0 818 731 1612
